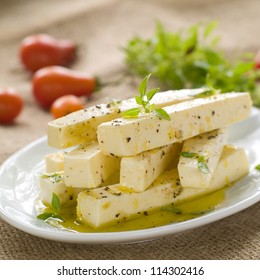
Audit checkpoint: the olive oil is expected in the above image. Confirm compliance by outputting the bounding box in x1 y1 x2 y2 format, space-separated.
39 186 226 233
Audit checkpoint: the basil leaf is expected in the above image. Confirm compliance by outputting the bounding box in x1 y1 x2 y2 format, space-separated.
135 96 143 106
180 151 198 158
198 161 210 174
37 212 64 221
255 164 260 171
153 108 171 121
37 212 55 221
41 173 63 183
146 88 159 101
138 74 151 98
122 107 141 118
51 193 61 213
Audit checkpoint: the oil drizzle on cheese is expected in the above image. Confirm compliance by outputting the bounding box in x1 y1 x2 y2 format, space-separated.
39 187 226 233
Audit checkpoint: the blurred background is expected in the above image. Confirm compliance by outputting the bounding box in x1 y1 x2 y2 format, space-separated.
1 0 260 172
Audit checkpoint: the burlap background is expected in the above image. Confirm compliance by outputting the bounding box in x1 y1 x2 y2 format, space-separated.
0 0 259 260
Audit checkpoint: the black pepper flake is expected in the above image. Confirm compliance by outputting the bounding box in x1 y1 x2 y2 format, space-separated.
91 116 95 119
104 187 109 191
126 137 131 142
101 196 108 198
156 129 159 133
117 109 121 113
69 195 74 200
110 153 115 157
212 110 215 116
115 213 120 218
207 135 217 140
96 105 101 109
106 103 111 108
144 211 149 216
161 151 166 158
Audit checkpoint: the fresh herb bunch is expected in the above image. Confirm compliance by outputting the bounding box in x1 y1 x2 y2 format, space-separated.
123 21 260 106
122 74 171 120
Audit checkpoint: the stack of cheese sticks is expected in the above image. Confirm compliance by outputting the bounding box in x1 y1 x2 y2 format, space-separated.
39 89 251 229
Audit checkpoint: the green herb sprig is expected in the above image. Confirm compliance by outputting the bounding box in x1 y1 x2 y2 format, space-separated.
180 151 210 174
255 164 260 171
40 173 63 183
37 193 63 221
122 74 171 120
123 21 260 106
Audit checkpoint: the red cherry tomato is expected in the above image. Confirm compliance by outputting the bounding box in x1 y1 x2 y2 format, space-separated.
50 95 84 119
255 50 260 69
0 88 24 124
19 34 76 72
32 66 96 108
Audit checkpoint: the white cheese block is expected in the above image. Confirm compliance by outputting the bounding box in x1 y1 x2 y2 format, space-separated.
120 142 182 192
45 152 64 173
176 145 249 202
97 92 251 156
178 129 227 188
39 171 83 207
47 89 205 149
77 145 249 228
64 141 120 188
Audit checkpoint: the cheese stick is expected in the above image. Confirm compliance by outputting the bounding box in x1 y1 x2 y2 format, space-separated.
97 93 251 156
120 143 182 192
64 141 120 188
77 145 249 228
39 172 83 207
47 89 206 149
178 129 227 188
45 152 64 173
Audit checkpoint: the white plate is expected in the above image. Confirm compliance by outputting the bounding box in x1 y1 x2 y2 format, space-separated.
0 110 260 244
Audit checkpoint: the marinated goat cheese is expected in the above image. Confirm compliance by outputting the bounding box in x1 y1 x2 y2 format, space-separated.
178 129 227 188
64 141 120 189
37 88 252 232
97 92 251 156
120 142 182 192
76 145 249 228
47 89 205 149
45 152 64 173
39 172 84 207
